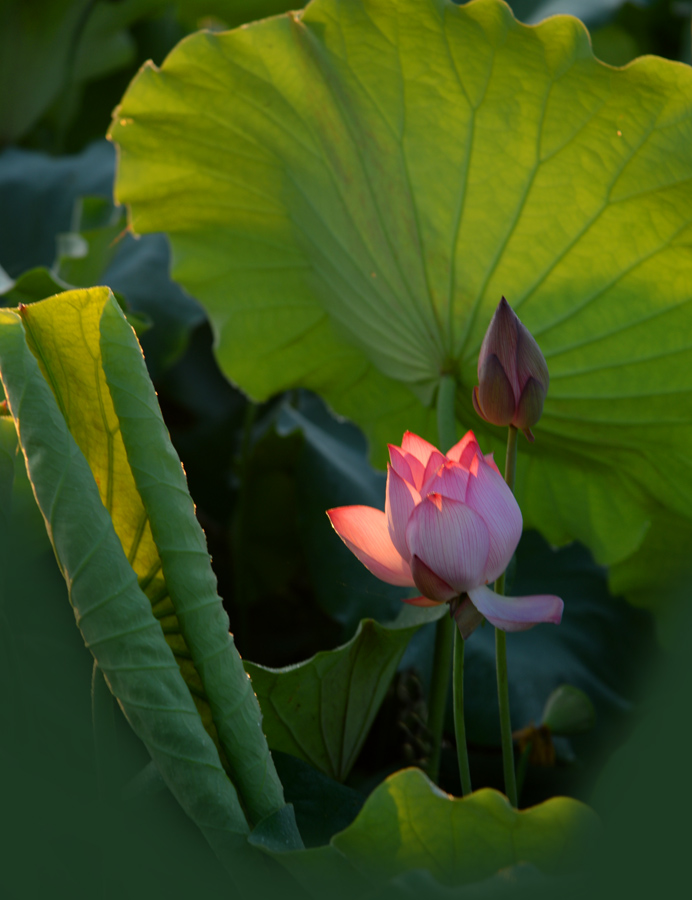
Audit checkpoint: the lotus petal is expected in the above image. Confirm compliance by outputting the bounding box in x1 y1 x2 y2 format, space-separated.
327 506 415 586
405 493 490 594
385 464 420 559
446 431 476 463
410 554 458 603
401 431 439 468
426 460 470 503
467 583 563 632
464 459 522 584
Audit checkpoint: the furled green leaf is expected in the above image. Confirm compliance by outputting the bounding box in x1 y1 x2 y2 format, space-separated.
0 413 105 900
99 293 287 825
245 605 444 781
12 288 225 748
0 413 263 899
0 416 16 528
0 285 296 839
0 418 17 719
0 299 251 875
110 0 692 613
251 767 599 896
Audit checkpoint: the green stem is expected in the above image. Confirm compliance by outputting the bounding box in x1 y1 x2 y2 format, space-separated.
426 612 454 783
495 628 517 807
453 627 473 795
495 424 518 807
427 373 472 791
503 423 518 494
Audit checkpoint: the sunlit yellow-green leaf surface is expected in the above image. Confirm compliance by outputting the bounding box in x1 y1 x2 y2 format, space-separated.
110 0 692 611
251 767 599 896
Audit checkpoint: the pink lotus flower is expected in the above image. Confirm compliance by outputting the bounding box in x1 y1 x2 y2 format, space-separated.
327 431 562 638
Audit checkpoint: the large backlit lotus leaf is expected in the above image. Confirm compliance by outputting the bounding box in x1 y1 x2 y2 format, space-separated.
250 768 599 895
110 0 692 609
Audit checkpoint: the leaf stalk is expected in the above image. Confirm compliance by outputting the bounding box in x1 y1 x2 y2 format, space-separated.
494 424 518 807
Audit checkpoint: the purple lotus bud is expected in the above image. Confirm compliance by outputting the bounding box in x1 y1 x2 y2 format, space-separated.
472 297 549 441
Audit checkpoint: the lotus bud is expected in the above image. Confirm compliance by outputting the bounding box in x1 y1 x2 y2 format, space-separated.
327 430 563 635
472 297 549 441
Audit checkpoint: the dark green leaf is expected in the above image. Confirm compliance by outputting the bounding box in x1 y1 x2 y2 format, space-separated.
0 0 168 145
0 414 245 899
0 267 70 307
99 294 289 826
0 142 114 276
54 196 125 287
244 607 441 781
272 750 365 848
249 803 304 853
0 143 204 375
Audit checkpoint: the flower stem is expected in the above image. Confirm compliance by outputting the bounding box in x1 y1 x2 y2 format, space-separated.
494 424 518 807
428 373 472 793
503 422 518 493
426 611 454 783
453 627 473 795
495 628 517 807
425 374 457 784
